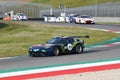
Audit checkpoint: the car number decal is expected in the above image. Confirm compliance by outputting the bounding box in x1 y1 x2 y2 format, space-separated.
67 43 73 51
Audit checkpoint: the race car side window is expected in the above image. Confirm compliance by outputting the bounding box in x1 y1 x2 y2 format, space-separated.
65 38 74 44
69 38 74 43
59 39 65 44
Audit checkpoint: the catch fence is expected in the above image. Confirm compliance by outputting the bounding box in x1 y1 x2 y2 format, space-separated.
0 0 120 19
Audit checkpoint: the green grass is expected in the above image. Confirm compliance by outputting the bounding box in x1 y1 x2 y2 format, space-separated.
31 0 120 8
0 21 120 58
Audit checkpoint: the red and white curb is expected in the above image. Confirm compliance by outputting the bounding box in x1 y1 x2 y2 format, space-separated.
85 27 120 49
86 27 120 34
93 42 120 48
0 60 120 80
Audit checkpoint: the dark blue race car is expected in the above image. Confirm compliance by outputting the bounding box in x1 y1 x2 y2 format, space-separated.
66 14 80 23
28 36 89 57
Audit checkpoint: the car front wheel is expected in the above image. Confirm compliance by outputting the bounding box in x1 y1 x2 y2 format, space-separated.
53 47 60 56
30 53 37 57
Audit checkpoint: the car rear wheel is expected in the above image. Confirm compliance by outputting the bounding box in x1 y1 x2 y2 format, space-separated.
75 44 83 54
53 47 60 56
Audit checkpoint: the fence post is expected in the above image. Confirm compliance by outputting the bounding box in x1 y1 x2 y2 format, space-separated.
95 0 98 17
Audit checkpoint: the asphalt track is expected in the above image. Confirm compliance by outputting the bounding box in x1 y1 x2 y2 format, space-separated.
43 22 120 31
0 22 120 71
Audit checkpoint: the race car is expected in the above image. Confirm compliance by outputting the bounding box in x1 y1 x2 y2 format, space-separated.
13 13 28 21
74 15 95 24
66 14 80 23
28 35 89 57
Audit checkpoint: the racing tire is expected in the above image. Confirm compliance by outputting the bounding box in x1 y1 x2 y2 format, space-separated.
74 19 78 24
53 47 60 56
75 44 83 54
92 22 95 24
30 53 37 57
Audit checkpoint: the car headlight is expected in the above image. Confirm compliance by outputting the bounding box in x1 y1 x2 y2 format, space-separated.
33 49 39 52
29 48 32 51
91 18 94 21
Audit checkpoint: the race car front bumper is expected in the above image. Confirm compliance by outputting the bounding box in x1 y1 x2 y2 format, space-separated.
28 48 53 56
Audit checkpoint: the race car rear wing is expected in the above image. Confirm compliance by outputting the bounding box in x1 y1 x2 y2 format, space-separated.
71 35 89 38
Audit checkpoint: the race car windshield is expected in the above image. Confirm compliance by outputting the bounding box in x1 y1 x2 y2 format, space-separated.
47 38 64 44
81 16 90 18
17 13 25 16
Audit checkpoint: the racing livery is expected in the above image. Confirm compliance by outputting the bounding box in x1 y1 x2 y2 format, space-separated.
13 13 28 21
28 36 89 57
75 15 95 24
66 14 80 23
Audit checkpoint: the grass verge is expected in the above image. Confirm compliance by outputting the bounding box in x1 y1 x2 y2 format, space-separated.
31 0 120 8
0 21 120 58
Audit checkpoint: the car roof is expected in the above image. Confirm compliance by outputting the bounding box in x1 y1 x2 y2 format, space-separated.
53 36 74 39
16 13 24 14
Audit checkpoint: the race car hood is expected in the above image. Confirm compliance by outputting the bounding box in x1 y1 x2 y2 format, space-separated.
31 44 55 48
32 44 42 47
83 18 94 21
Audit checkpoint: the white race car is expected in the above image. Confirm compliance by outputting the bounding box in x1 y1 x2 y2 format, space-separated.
44 15 56 22
13 13 28 21
74 15 95 24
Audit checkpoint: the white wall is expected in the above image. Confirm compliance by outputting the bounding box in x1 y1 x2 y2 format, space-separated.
94 17 120 23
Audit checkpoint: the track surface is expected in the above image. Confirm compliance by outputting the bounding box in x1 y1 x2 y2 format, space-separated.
0 22 120 70
23 21 120 31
